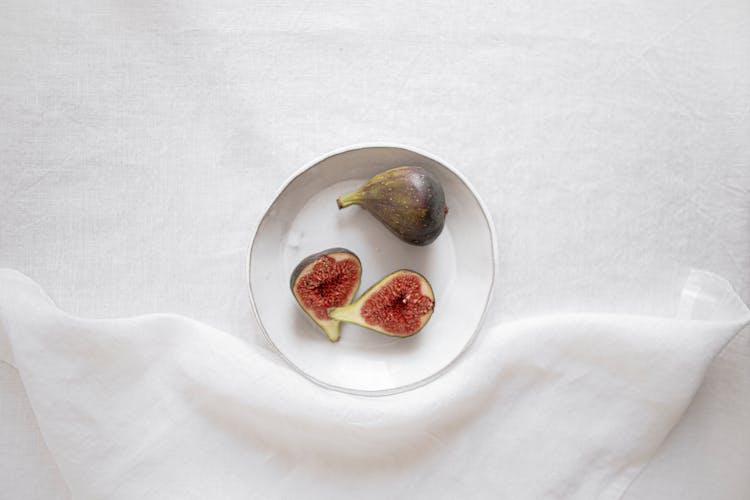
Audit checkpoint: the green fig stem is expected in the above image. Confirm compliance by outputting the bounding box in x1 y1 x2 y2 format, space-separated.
328 304 358 323
323 322 341 342
336 190 363 209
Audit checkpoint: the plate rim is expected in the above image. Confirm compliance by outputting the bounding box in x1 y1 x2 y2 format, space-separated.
246 142 498 396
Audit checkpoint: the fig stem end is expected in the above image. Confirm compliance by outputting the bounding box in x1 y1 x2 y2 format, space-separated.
336 191 362 209
323 322 341 342
328 304 358 323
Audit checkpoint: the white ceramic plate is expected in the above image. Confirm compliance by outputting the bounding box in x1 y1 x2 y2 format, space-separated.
248 144 496 395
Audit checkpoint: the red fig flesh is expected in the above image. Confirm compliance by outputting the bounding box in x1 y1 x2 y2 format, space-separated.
290 248 362 342
328 269 435 337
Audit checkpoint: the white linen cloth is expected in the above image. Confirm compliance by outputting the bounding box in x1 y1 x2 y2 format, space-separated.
1 268 747 499
2 0 750 498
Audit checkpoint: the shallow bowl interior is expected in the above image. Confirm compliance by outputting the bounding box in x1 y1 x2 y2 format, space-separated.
248 145 496 395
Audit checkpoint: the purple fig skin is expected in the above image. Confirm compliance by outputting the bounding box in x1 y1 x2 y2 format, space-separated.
336 166 447 246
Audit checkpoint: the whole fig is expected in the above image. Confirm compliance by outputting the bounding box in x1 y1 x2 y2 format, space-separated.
336 166 448 246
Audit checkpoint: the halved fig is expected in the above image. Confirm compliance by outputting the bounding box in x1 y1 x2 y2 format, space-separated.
290 248 362 342
328 269 435 337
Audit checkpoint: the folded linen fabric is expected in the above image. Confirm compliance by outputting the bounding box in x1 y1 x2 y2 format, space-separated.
0 268 747 499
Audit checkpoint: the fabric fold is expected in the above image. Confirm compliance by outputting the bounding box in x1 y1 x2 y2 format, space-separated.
0 268 747 499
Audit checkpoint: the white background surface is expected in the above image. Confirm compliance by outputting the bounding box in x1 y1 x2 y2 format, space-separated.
1 1 748 498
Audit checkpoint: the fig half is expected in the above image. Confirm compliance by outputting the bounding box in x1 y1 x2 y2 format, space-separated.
328 269 435 337
290 248 362 342
336 166 448 246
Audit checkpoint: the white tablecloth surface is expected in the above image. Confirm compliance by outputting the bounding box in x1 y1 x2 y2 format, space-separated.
1 1 748 498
